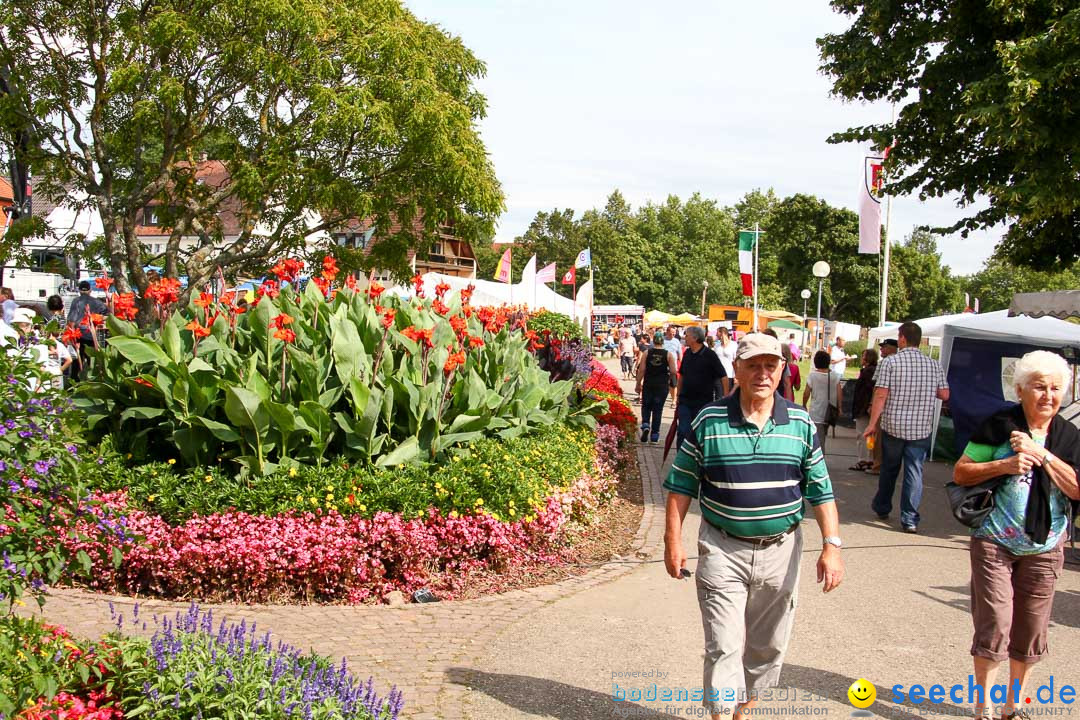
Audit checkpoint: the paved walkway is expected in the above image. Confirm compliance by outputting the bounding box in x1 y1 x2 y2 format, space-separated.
33 359 1080 719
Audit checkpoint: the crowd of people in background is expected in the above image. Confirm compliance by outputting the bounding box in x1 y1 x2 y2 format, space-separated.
0 280 108 387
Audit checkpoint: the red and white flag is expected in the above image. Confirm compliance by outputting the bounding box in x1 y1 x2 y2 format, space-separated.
536 262 557 284
561 267 575 285
858 149 887 254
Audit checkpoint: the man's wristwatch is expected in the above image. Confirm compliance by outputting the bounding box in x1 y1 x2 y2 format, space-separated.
1044 451 1057 466
822 536 843 549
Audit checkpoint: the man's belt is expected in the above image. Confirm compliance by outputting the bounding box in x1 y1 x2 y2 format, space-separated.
717 524 796 548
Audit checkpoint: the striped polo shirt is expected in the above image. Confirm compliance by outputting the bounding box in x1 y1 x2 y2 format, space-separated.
664 391 834 538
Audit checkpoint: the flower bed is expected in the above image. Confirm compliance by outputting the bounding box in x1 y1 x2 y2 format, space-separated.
58 425 630 604
1 608 403 720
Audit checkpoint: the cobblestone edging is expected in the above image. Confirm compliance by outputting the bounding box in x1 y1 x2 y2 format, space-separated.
30 440 668 719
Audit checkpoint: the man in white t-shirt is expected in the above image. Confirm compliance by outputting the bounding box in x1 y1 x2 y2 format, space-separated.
829 336 854 375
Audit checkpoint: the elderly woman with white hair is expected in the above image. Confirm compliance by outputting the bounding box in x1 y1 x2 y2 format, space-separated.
953 350 1080 720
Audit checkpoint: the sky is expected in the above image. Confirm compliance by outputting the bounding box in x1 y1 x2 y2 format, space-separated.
404 0 1002 276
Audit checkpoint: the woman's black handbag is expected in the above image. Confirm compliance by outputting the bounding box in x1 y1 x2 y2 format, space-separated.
944 476 1006 528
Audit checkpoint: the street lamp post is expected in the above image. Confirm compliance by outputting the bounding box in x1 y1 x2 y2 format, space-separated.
800 288 811 350
812 261 831 350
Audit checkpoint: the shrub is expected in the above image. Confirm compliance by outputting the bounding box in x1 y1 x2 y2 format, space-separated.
81 423 594 524
77 271 582 476
526 309 586 342
0 347 121 614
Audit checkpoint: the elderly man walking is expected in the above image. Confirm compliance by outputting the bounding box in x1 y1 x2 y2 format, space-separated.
676 326 729 449
863 321 949 533
664 333 844 720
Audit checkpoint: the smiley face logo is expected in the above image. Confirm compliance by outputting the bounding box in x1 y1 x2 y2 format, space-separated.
848 678 876 709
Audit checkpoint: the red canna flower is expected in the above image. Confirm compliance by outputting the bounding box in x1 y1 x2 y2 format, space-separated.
460 284 475 304
366 281 386 301
431 298 450 316
345 274 358 291
113 293 139 321
411 273 425 298
321 255 339 282
449 315 467 336
380 308 396 330
94 276 114 291
468 335 485 349
401 325 434 348
61 325 81 345
81 313 105 328
134 377 154 388
273 328 297 343
435 281 451 299
271 313 294 329
184 320 211 338
312 276 330 297
145 277 181 307
444 348 466 375
258 280 280 299
193 292 215 309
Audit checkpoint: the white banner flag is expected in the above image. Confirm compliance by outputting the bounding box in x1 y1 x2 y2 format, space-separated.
858 153 884 254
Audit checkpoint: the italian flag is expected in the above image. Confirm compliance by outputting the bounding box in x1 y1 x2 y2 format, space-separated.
738 231 755 296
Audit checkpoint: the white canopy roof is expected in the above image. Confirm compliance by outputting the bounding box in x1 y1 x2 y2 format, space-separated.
866 312 973 347
395 272 579 318
941 310 1080 350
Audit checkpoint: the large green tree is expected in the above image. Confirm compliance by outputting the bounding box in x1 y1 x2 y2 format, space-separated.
889 229 964 319
0 0 502 304
961 257 1080 313
818 2 1080 267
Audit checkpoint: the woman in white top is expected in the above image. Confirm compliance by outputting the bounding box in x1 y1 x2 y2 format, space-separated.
803 349 842 451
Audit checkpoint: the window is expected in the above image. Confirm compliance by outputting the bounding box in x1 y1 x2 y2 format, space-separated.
143 206 160 226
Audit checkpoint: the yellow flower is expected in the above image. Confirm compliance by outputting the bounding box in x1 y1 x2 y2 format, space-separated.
289 468 297 478
167 458 176 465
474 498 484 506
310 497 318 505
204 475 213 483
148 494 157 502
449 510 458 519
452 456 461 462
435 482 442 489
358 504 367 512
326 493 334 501
126 453 132 460
509 508 516 517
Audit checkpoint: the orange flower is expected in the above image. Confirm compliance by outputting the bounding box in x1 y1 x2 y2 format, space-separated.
449 315 467 336
194 292 215 309
366 281 386 301
468 335 485 349
460 284 475 304
258 280 280 299
444 348 466 375
145 277 181 306
313 276 330 296
113 293 138 321
411 273 425 298
133 377 154 388
435 282 451 298
61 325 81 345
273 328 297 343
431 298 449 315
81 313 105 328
94 277 114 291
321 255 339 282
271 313 294 329
345 274 358 291
184 320 211 338
380 308 396 330
401 325 434 348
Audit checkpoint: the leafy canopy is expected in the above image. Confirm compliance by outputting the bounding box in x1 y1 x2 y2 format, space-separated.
818 1 1080 267
0 0 503 299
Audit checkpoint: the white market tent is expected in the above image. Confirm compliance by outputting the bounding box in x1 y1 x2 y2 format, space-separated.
396 272 579 318
1009 290 1080 320
866 312 972 348
934 310 1080 455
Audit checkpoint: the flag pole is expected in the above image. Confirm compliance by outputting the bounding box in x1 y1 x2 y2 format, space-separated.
878 105 897 327
752 223 759 330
